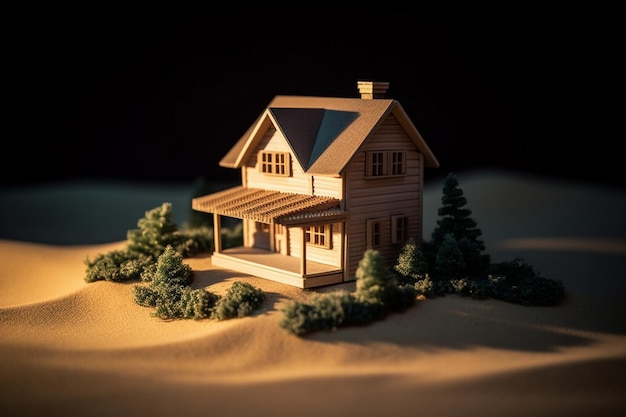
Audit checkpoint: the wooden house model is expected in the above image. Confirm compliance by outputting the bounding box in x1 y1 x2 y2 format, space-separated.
192 81 439 288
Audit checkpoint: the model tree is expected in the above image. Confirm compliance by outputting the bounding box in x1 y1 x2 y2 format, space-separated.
427 172 491 280
127 202 180 258
393 237 428 286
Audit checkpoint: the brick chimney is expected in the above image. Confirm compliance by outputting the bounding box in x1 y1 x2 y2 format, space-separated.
357 81 390 99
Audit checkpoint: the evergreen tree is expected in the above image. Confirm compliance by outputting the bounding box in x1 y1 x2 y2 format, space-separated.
148 245 194 287
394 237 428 286
127 203 181 258
434 233 465 280
430 173 490 279
355 249 398 305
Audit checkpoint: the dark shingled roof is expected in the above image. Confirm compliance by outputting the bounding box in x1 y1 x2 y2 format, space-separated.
219 95 439 176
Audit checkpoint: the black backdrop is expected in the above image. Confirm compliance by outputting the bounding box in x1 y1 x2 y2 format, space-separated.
5 11 622 188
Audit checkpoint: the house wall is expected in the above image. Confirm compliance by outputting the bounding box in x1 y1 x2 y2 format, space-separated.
244 127 308 193
288 222 343 267
240 126 344 268
243 127 342 198
344 114 424 280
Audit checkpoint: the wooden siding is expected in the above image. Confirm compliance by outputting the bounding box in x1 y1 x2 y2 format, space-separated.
311 175 342 199
244 127 310 194
344 115 423 280
288 223 343 267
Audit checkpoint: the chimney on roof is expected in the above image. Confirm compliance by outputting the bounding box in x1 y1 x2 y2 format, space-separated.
357 81 390 99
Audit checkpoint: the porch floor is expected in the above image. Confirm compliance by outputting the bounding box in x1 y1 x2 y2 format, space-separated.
212 247 345 288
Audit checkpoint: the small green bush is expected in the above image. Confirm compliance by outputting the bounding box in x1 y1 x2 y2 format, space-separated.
145 246 194 287
211 281 266 320
413 275 435 298
487 258 565 306
85 201 263 321
394 237 428 286
84 250 154 282
133 248 221 320
133 285 160 307
280 250 418 336
280 290 356 336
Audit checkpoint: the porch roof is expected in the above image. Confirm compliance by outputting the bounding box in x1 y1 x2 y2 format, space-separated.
192 186 345 226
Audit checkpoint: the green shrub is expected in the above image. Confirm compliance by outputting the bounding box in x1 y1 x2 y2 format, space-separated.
280 250 418 336
434 233 465 281
146 245 194 287
211 281 266 320
133 248 221 320
84 249 154 282
180 287 220 320
487 258 565 306
85 201 263 321
280 290 355 336
126 203 181 258
178 226 214 257
133 285 160 307
394 237 428 286
280 299 320 336
413 275 435 298
416 173 565 306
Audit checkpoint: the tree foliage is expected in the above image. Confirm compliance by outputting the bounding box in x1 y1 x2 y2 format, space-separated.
84 203 211 283
394 237 428 286
133 245 218 320
407 172 565 305
212 281 266 320
428 172 490 280
84 202 264 321
280 249 417 336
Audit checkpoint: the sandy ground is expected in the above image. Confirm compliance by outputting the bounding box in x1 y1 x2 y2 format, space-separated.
1 170 625 417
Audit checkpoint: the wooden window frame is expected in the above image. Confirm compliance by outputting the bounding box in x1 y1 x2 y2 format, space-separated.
391 215 409 244
366 150 406 178
366 219 382 249
305 224 332 249
258 151 291 176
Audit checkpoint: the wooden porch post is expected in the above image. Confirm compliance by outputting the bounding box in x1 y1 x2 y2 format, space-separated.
300 226 307 276
213 213 222 253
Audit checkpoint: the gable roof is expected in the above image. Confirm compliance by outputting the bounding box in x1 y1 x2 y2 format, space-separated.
220 95 439 176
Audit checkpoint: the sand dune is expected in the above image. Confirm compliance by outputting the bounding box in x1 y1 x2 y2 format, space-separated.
1 171 625 417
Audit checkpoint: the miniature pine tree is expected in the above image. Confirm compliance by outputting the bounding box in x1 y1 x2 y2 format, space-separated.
127 202 180 258
355 249 415 317
355 249 398 306
394 237 428 286
149 245 193 287
430 173 490 279
434 233 465 280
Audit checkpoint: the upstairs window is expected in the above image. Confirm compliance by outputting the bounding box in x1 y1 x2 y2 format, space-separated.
305 225 332 249
366 150 406 178
259 151 291 176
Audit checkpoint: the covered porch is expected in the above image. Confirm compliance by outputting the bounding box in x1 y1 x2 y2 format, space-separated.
192 186 347 289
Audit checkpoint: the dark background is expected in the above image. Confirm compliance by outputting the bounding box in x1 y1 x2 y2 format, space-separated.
5 11 622 189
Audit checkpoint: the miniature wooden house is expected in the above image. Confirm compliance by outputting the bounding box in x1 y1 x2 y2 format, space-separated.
192 81 439 288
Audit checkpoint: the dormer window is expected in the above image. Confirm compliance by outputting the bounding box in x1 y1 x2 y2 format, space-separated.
258 151 291 176
366 150 406 178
